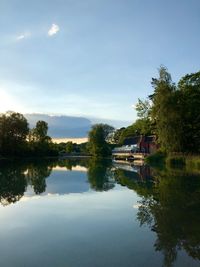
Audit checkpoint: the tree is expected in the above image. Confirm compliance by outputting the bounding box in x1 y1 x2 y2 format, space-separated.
177 71 200 153
32 120 50 143
135 98 151 119
28 120 57 156
88 124 112 157
149 68 200 153
66 141 73 154
0 111 29 156
112 127 126 144
150 66 181 152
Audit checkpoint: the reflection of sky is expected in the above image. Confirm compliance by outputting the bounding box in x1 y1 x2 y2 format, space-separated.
45 170 90 194
0 167 199 267
0 187 161 267
24 168 90 197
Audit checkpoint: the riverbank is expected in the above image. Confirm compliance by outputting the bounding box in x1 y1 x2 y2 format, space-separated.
146 152 200 171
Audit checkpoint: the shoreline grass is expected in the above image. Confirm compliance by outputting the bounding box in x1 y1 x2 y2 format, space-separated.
146 152 200 171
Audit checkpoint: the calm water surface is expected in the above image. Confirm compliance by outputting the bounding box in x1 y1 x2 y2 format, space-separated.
0 158 199 267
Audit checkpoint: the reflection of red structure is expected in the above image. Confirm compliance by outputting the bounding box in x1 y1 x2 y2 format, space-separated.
124 135 158 154
138 165 152 181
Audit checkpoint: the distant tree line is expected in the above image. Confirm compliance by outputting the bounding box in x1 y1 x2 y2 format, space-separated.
2 67 199 158
57 141 88 155
0 111 58 157
0 111 115 158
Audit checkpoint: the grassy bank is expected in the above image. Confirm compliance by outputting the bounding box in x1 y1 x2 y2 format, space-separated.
145 151 166 166
146 152 200 171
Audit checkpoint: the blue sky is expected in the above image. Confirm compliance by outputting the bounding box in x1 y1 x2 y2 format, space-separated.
0 0 200 124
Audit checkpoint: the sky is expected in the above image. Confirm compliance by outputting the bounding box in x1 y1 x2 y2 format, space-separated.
0 0 200 124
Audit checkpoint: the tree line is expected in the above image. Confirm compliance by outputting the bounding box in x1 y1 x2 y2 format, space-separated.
1 67 199 158
112 67 200 154
0 111 57 157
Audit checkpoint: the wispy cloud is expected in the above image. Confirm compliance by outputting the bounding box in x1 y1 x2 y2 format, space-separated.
48 23 60 36
17 34 25 40
16 32 31 41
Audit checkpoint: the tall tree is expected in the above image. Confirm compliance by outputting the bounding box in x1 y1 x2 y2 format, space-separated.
177 71 200 153
32 120 50 143
150 66 181 152
88 124 112 157
0 111 29 156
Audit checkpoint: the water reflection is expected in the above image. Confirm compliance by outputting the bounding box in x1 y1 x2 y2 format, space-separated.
114 164 200 267
0 158 115 205
136 169 200 267
0 162 27 206
0 159 199 267
87 158 115 191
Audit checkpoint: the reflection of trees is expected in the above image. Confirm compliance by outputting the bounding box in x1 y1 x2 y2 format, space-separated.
114 165 154 198
136 169 200 267
56 158 89 171
87 158 114 191
26 161 53 194
114 166 200 266
0 162 27 206
0 160 54 205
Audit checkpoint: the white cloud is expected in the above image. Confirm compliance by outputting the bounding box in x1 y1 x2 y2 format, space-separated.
48 23 60 36
16 32 31 41
17 35 25 40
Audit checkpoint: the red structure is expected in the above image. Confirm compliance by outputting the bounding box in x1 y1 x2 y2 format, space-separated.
123 135 158 154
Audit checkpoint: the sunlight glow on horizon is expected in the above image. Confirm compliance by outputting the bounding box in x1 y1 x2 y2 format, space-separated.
0 89 24 113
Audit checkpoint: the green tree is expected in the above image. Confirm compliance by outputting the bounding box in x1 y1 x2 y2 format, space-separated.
150 66 181 152
66 141 73 153
88 124 112 157
32 120 50 143
112 127 126 144
135 98 151 119
0 111 29 156
28 120 57 156
177 71 200 153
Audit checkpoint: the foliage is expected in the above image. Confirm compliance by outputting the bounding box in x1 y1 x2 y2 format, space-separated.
31 120 50 142
177 71 200 153
65 141 73 153
0 111 29 156
150 66 182 152
114 98 153 145
0 111 58 158
145 151 166 167
112 127 126 144
135 98 151 119
165 153 186 167
88 124 113 157
149 67 200 153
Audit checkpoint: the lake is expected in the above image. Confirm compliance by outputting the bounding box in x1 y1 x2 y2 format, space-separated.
0 158 199 267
